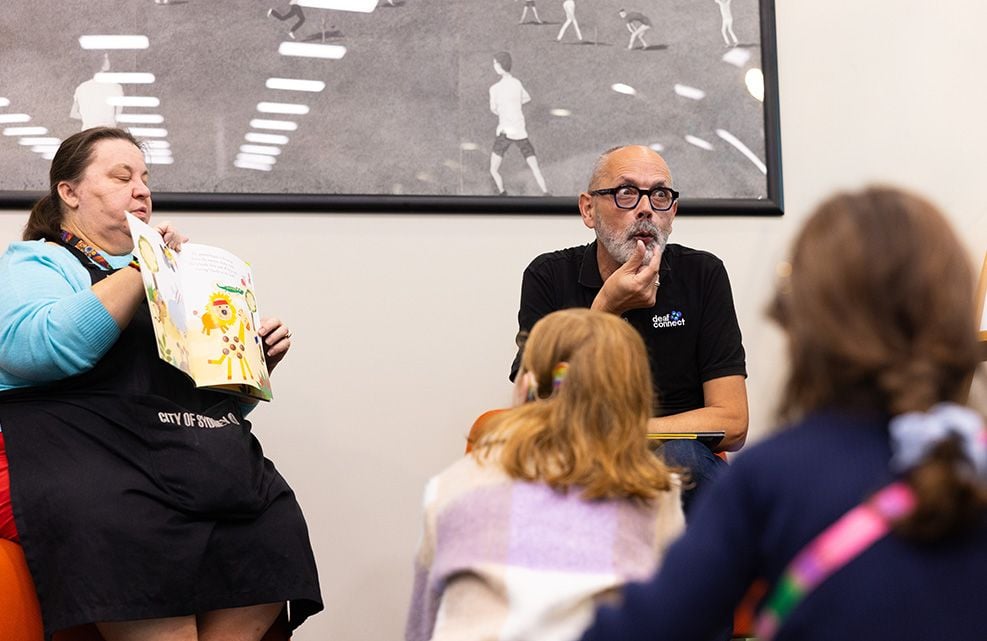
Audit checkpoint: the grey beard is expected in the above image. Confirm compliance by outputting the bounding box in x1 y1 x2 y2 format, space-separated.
603 224 669 266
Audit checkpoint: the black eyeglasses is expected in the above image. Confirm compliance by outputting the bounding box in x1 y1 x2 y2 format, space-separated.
589 184 680 211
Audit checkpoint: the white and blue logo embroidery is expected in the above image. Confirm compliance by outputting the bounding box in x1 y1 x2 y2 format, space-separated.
653 310 686 328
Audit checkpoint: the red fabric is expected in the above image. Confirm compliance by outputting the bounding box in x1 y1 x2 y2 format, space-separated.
0 434 19 542
733 578 767 637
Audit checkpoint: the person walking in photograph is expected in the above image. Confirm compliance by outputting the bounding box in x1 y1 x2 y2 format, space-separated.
715 0 739 46
557 0 583 41
516 0 544 25
488 52 549 196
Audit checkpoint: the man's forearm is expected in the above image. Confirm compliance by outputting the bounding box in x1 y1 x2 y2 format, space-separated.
647 407 748 453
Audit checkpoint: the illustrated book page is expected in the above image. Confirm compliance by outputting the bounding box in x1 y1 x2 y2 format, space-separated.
127 213 272 401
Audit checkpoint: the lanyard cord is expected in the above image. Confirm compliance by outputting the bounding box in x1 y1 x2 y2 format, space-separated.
755 481 917 640
58 229 112 270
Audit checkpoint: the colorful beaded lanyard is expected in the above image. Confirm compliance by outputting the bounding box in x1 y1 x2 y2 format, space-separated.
59 229 111 270
754 480 917 640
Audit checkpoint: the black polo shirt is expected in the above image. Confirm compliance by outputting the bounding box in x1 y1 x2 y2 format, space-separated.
510 242 747 417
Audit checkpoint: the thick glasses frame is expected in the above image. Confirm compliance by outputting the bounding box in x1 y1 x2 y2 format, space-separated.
589 185 681 211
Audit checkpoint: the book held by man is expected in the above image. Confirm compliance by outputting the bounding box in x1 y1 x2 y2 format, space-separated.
647 431 725 449
126 213 273 401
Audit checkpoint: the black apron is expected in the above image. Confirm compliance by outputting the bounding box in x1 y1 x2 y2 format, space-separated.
0 241 322 638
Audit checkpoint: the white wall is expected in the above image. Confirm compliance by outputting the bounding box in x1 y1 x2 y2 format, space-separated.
1 2 985 639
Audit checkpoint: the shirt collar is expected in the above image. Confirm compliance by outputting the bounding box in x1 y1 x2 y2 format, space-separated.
578 241 604 289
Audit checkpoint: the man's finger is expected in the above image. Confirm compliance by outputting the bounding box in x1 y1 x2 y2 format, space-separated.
624 239 646 271
646 244 662 274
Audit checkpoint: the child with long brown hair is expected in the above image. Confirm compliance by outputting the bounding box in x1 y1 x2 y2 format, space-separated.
580 186 987 641
405 308 684 641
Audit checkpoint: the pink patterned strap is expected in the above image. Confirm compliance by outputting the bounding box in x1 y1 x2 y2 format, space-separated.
755 481 917 640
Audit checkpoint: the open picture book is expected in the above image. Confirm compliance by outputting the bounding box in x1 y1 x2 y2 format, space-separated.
126 213 273 401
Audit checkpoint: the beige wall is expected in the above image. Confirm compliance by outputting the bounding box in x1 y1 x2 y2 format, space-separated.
2 2 985 639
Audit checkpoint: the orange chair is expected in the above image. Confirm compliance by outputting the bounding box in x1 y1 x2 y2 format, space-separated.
464 409 506 454
0 538 290 641
0 538 44 641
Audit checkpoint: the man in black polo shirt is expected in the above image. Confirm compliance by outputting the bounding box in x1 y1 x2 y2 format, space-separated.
510 144 748 511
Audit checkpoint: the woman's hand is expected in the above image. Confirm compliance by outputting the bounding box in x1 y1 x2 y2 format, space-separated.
258 318 292 372
153 220 189 251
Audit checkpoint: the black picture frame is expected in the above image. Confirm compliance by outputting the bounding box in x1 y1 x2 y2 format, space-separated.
0 0 781 216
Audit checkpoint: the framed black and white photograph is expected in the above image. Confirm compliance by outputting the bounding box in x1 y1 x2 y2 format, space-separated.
0 0 781 214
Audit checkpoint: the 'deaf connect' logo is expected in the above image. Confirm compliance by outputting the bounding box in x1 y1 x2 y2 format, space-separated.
653 310 685 329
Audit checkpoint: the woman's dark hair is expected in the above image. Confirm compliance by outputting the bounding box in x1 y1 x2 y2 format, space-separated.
23 127 142 241
896 437 987 541
768 185 984 540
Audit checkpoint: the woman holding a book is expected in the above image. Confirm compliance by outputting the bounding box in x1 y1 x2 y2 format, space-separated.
405 307 685 641
0 127 322 640
579 186 987 641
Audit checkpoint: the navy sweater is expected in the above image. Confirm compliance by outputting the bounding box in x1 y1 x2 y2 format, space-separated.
581 408 987 641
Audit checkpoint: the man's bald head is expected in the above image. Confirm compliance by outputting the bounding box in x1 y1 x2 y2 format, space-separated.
587 145 673 192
